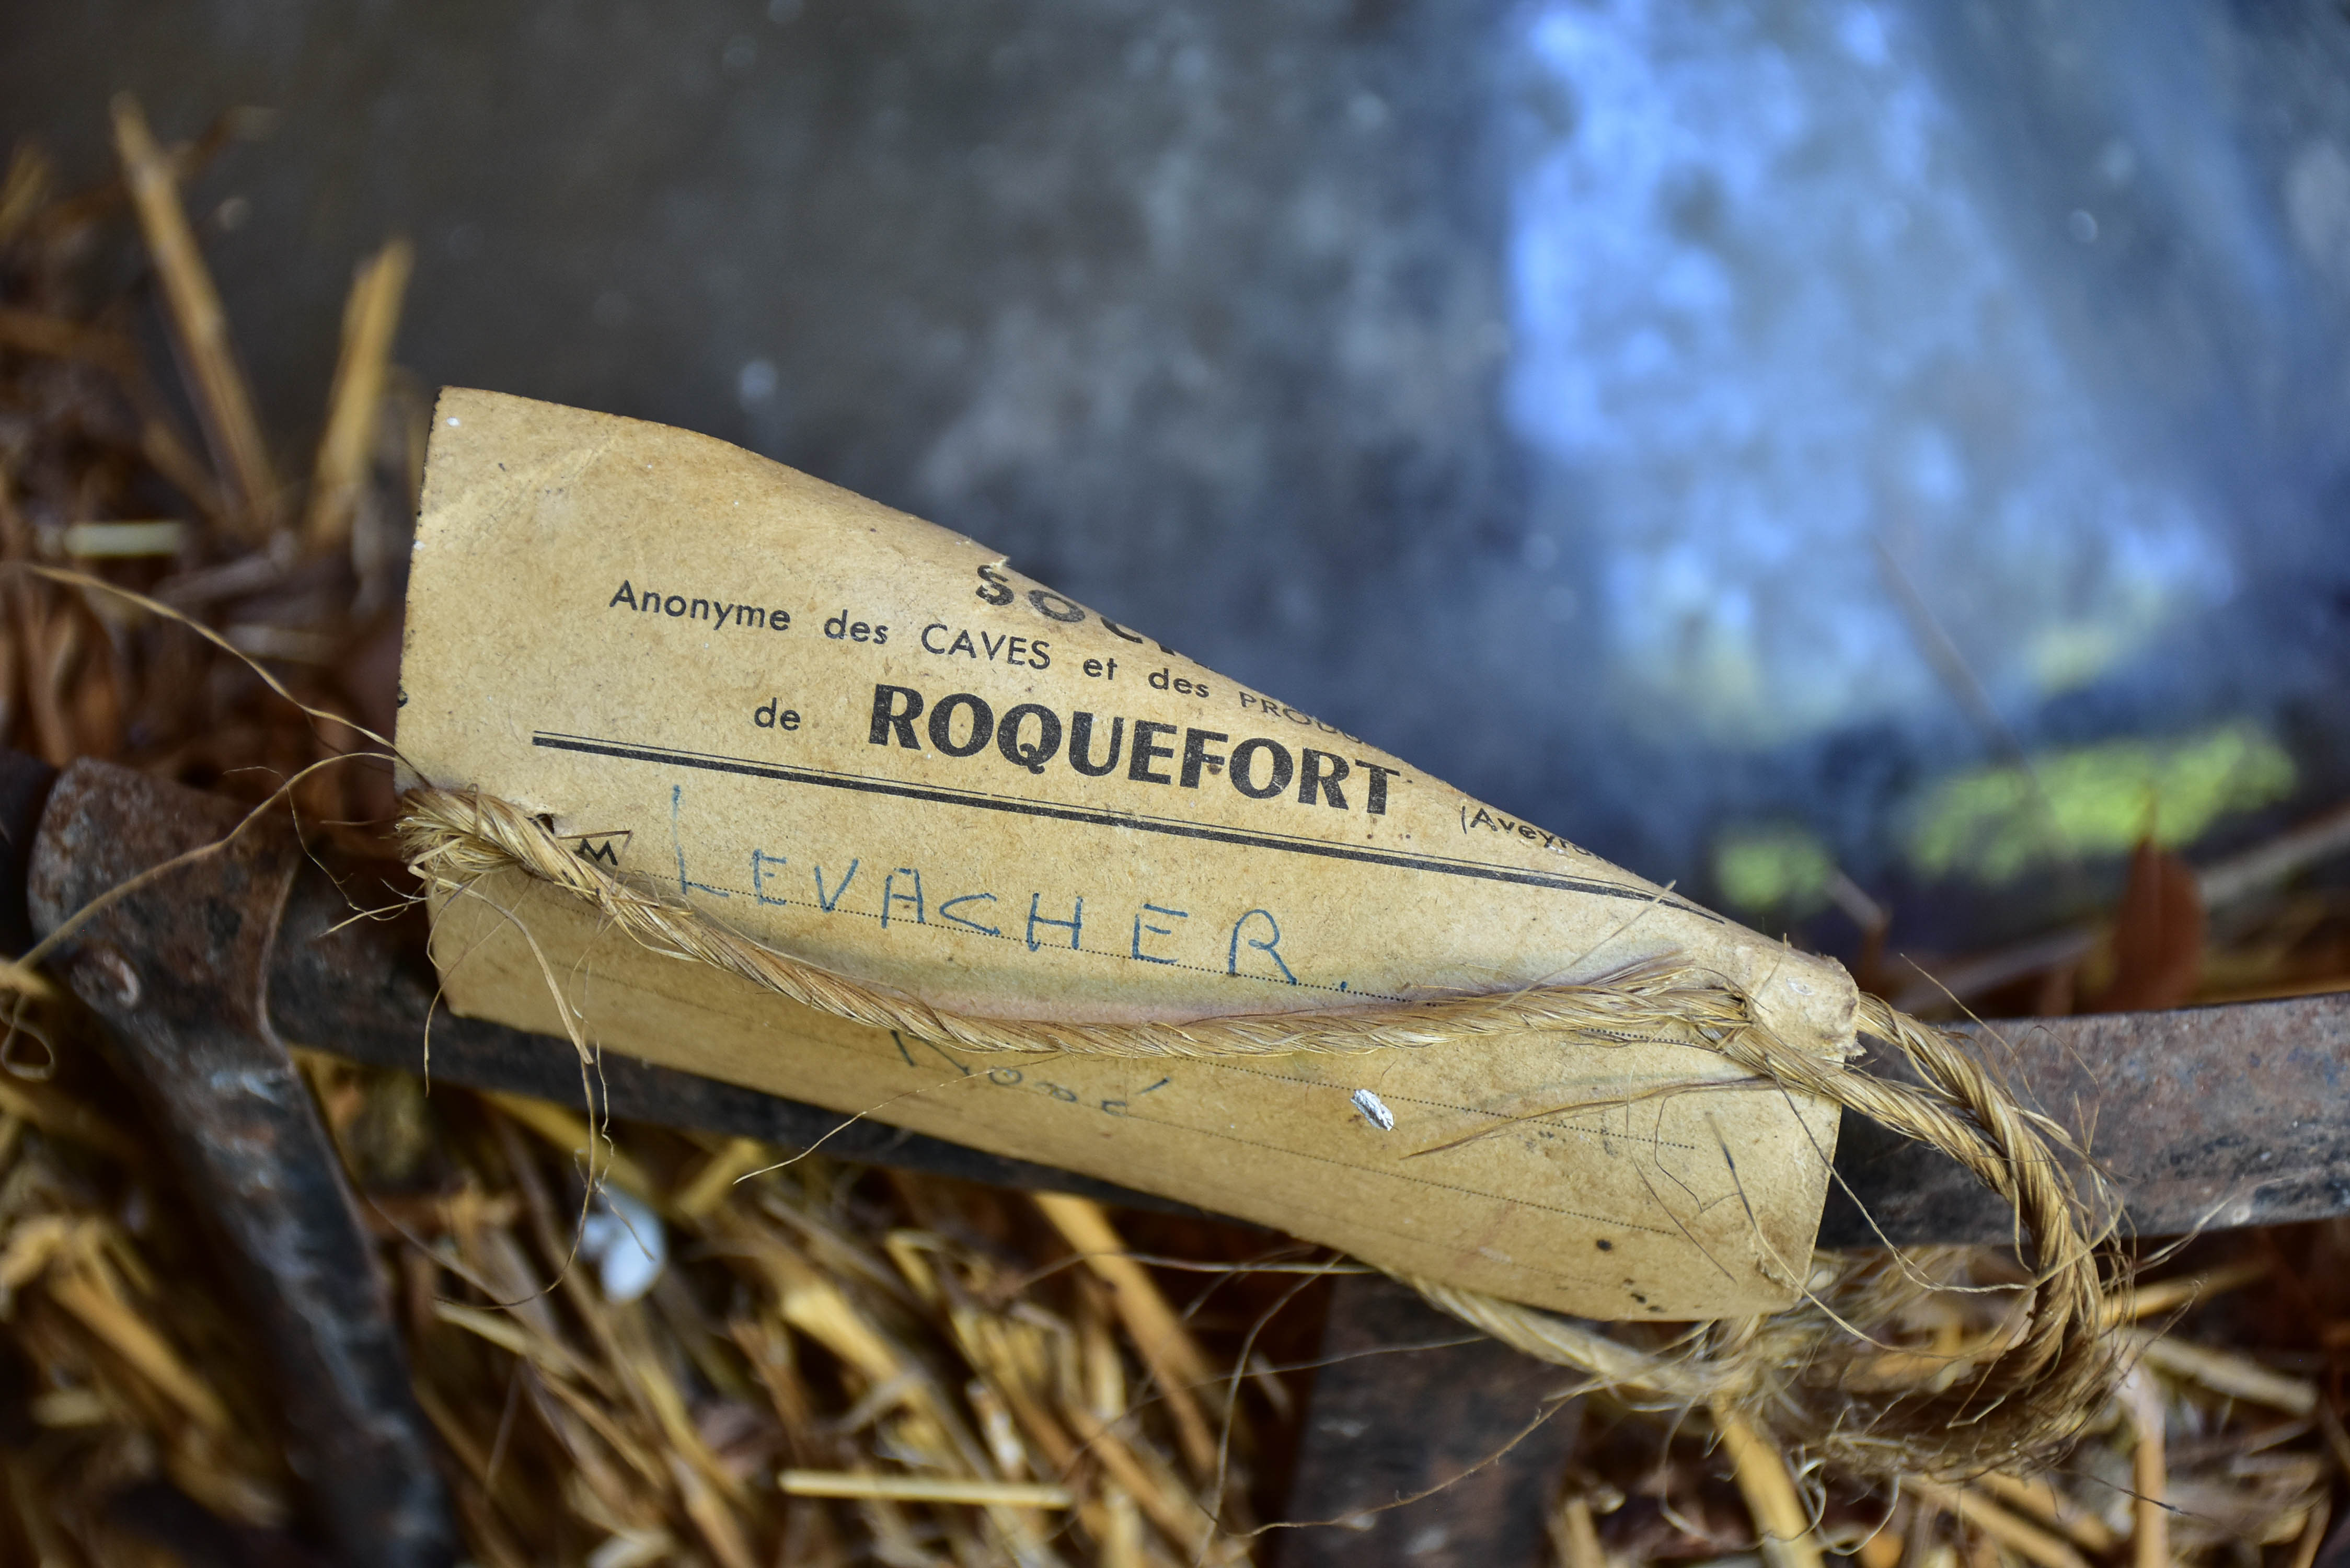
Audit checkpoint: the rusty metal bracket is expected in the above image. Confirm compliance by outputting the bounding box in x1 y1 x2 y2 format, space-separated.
25 759 456 1568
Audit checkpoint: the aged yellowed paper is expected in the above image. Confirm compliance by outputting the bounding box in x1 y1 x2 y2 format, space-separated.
398 388 1854 1319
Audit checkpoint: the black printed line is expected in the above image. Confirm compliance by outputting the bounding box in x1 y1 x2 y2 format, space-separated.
534 730 1716 916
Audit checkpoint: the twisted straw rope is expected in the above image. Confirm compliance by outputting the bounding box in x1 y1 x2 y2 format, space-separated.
400 784 2119 1478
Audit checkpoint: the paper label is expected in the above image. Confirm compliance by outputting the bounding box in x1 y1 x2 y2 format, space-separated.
396 389 1854 1319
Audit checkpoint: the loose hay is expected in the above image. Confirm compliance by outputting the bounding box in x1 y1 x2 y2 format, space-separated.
306 1060 1266 1567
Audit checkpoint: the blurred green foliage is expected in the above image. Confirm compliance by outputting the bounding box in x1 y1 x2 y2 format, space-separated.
1904 722 2294 885
1713 823 1836 915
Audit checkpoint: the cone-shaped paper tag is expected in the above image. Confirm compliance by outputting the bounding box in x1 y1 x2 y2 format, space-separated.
398 390 1856 1319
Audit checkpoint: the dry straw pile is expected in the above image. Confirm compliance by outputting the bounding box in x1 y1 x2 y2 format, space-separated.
0 97 2344 1567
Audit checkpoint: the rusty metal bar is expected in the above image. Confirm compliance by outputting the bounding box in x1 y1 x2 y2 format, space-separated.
25 760 456 1568
1275 1275 1582 1567
279 843 2350 1243
1817 996 2350 1246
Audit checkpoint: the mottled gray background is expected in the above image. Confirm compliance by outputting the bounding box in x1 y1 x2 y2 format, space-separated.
10 0 2350 953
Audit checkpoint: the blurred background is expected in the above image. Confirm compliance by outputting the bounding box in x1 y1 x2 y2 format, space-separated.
10 0 2350 974
10 8 2350 1563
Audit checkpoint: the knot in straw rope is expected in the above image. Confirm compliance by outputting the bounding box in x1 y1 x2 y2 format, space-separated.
400 783 2119 1479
